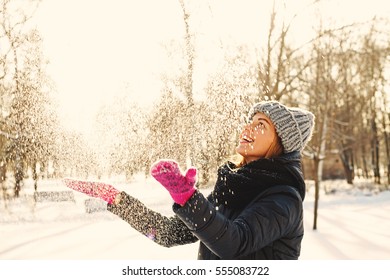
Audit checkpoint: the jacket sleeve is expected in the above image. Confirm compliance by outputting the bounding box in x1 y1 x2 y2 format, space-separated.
107 192 198 247
173 187 302 259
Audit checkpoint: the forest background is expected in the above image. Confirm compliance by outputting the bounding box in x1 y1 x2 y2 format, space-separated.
0 0 389 232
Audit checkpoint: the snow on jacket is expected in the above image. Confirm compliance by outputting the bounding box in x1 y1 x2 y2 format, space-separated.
107 151 305 260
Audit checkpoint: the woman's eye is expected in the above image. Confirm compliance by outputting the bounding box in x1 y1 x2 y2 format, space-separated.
256 123 265 129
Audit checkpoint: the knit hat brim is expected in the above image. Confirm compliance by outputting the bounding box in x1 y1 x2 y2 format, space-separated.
248 101 315 153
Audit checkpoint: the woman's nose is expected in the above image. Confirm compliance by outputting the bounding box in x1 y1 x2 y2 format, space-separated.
242 123 254 134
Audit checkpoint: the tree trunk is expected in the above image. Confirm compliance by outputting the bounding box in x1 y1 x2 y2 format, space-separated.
381 106 389 186
14 156 23 198
371 117 381 184
313 111 328 230
361 144 369 178
313 157 320 230
1 162 7 201
339 149 354 184
32 161 38 191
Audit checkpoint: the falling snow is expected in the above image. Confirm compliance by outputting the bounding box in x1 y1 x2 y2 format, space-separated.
1 0 389 265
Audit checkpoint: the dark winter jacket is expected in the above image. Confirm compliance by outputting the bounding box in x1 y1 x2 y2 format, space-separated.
107 151 305 260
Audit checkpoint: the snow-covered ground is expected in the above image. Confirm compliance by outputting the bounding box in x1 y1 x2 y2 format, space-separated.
1 175 389 260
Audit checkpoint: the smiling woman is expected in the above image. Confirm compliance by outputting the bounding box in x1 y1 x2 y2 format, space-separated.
236 113 282 163
63 100 315 260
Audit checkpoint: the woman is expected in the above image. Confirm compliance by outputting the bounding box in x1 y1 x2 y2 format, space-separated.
64 100 315 260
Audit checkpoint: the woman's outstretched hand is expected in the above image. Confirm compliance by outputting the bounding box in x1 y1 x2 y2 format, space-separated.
150 160 197 206
63 178 120 204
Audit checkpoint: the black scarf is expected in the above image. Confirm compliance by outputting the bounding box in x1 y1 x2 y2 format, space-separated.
212 152 305 210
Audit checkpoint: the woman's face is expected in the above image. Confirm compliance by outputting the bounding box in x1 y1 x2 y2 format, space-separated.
236 112 278 163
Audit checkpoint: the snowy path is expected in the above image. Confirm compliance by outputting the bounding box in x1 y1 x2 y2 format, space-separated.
1 177 389 260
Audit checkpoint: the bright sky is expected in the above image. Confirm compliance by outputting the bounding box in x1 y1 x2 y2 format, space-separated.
32 0 389 134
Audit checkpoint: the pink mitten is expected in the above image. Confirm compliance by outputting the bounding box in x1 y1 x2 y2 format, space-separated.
151 160 197 206
63 178 120 204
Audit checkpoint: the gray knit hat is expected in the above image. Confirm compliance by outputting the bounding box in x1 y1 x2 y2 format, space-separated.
248 101 315 153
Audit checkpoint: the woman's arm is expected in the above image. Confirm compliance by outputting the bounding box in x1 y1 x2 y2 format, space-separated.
107 192 198 247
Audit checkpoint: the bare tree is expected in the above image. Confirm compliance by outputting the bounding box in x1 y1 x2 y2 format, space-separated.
256 0 318 102
178 0 195 106
305 28 334 230
0 0 57 196
359 24 390 184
